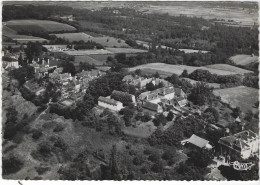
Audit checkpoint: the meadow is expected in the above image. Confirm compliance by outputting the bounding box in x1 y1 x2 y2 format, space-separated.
4 19 76 32
51 32 93 42
213 86 258 113
128 63 253 76
230 54 259 66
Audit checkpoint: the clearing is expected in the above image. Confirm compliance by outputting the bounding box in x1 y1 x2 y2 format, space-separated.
74 55 105 66
205 64 253 75
180 78 220 89
4 19 76 32
230 54 259 66
50 32 94 42
213 86 258 113
128 63 253 76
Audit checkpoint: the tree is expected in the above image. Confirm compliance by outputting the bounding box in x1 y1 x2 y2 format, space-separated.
204 107 219 122
167 111 174 121
244 110 253 122
188 82 214 106
146 81 155 91
62 61 76 76
2 156 24 175
166 73 180 84
187 149 213 168
162 149 175 161
109 145 121 180
153 113 167 126
151 160 164 173
181 69 189 78
232 107 241 118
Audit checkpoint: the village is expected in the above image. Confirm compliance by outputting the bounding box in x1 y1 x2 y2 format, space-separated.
1 2 259 182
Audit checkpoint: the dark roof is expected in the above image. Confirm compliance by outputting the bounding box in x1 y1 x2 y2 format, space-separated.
142 101 160 112
219 130 257 151
2 56 18 62
98 96 120 106
182 134 210 148
23 80 44 93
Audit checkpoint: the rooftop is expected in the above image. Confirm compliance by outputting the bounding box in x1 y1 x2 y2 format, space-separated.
142 101 161 111
219 130 257 151
181 134 211 149
98 96 121 106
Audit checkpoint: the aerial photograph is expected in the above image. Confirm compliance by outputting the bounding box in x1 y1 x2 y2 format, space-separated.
1 1 259 181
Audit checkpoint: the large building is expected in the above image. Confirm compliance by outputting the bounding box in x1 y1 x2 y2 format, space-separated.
218 130 258 159
2 55 19 69
98 96 123 111
181 134 213 150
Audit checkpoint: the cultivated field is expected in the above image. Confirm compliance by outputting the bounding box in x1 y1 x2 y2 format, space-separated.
63 49 113 56
4 19 76 32
180 78 220 89
178 49 209 53
230 54 259 66
93 37 129 47
106 47 147 54
51 32 93 42
140 3 258 26
205 64 253 74
129 63 252 76
74 55 105 66
63 48 147 56
213 86 258 113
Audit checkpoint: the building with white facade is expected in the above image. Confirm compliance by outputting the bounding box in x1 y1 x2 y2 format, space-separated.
98 96 123 111
218 130 259 159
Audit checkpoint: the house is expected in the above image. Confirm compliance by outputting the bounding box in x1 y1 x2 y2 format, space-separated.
2 56 19 69
142 101 163 113
174 97 188 107
98 96 123 111
122 75 153 89
111 90 136 105
138 86 175 104
218 130 259 159
23 80 45 96
181 134 213 150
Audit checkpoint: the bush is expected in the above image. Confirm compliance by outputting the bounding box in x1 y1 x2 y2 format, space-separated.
53 123 65 132
151 160 164 173
148 151 160 162
38 141 53 157
143 149 152 155
2 156 24 175
133 156 144 166
162 149 174 161
35 166 50 175
140 166 149 174
129 150 137 156
53 137 68 151
32 129 43 140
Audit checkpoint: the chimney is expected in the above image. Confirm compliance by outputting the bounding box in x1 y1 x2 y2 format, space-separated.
42 59 45 65
48 59 50 65
38 58 40 62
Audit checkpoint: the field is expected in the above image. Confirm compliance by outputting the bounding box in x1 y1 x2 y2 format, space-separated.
63 48 147 56
205 64 253 74
178 49 209 53
180 78 220 89
74 55 105 66
140 2 258 26
128 63 253 76
93 37 129 47
4 19 76 32
230 54 259 66
50 32 93 42
213 86 258 113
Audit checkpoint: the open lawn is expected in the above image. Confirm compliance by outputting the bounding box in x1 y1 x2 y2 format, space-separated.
178 48 209 53
128 63 252 76
63 49 112 56
205 64 253 75
180 78 220 89
4 19 76 32
50 32 93 42
74 55 105 66
230 54 259 66
213 86 258 113
106 47 148 54
93 37 129 48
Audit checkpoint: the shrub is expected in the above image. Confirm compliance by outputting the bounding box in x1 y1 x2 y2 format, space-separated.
53 137 68 151
2 156 24 175
53 123 65 132
148 151 160 162
140 166 149 174
32 129 43 140
38 141 53 157
35 166 50 175
151 160 164 173
162 149 174 161
133 156 144 166
129 150 137 156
